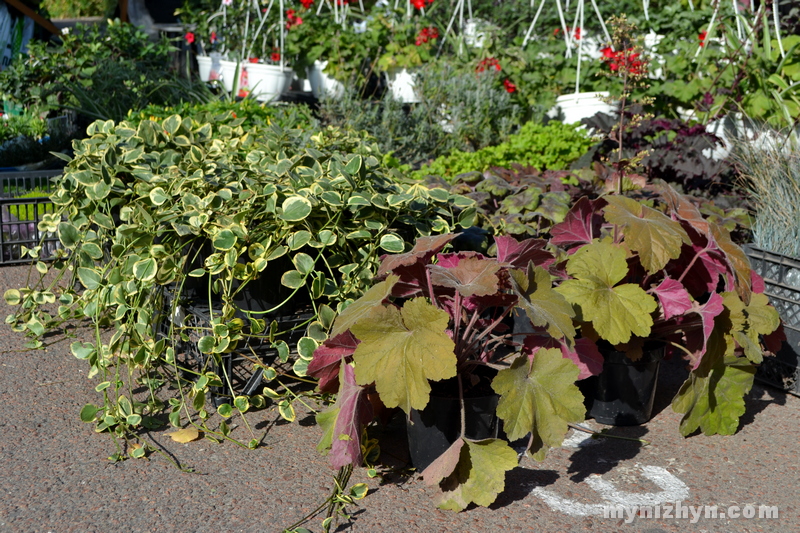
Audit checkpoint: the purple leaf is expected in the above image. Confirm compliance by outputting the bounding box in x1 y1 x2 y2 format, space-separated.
549 197 607 250
653 278 693 320
378 234 456 277
308 331 359 393
330 363 373 469
494 235 554 270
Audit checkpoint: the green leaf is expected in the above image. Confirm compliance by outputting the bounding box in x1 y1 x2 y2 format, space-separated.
331 275 399 336
293 253 315 275
58 222 80 248
280 196 312 222
436 438 518 511
71 341 95 359
133 257 158 282
149 187 169 206
234 396 250 413
77 267 102 290
555 243 657 345
217 403 233 417
492 350 584 460
603 195 689 273
80 404 99 423
297 336 319 360
351 298 457 414
197 336 215 354
379 234 405 253
278 400 296 422
672 327 756 436
281 270 305 289
345 154 362 175
511 265 576 345
3 289 21 306
81 242 104 260
213 229 236 251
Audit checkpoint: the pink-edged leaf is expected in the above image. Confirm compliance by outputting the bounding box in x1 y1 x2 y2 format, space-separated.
308 331 360 393
751 270 766 294
549 197 607 250
522 336 603 380
330 363 373 469
378 234 456 277
494 235 555 270
683 293 725 369
436 251 486 269
420 437 464 485
653 278 694 320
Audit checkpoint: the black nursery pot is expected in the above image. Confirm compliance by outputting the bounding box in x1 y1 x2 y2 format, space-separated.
579 342 665 426
407 373 500 471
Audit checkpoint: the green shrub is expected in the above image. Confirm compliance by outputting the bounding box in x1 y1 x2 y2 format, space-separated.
412 120 594 180
318 64 523 168
131 98 317 132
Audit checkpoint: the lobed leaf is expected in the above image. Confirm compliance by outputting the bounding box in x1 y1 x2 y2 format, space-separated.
511 264 576 345
492 350 584 460
351 298 456 414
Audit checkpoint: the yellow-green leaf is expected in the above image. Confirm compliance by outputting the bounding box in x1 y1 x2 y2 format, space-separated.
604 195 689 273
511 264 576 345
331 275 399 337
492 350 584 460
351 298 456 413
436 438 518 511
556 242 657 345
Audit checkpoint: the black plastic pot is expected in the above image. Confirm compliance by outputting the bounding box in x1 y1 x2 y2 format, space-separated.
579 342 664 426
407 392 499 471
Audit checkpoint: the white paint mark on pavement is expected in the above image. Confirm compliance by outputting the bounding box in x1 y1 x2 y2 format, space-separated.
531 465 690 516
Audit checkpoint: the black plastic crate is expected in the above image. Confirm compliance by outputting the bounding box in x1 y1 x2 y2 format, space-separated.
744 245 800 396
153 284 312 407
0 170 62 265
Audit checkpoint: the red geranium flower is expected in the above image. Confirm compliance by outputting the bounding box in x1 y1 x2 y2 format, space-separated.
271 51 281 62
185 32 195 44
210 31 217 43
410 0 432 9
300 0 313 7
476 57 501 73
698 31 708 47
415 26 439 46
503 79 516 93
286 9 303 29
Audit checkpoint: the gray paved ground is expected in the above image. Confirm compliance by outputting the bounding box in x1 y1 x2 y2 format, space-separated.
0 264 798 532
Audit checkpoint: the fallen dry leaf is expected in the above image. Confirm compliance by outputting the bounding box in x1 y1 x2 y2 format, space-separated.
168 427 201 443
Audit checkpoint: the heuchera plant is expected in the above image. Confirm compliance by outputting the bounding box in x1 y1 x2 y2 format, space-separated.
550 181 783 437
308 233 598 510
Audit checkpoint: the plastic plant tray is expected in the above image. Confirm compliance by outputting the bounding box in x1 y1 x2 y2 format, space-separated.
744 245 800 396
0 170 62 265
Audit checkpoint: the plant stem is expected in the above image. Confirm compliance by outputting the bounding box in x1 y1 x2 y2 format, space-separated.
568 423 651 446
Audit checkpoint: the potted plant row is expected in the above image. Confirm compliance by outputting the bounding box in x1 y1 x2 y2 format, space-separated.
309 179 782 510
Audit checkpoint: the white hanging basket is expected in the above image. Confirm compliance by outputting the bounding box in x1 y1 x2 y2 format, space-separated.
219 59 240 93
244 63 294 102
386 67 421 103
554 91 617 125
196 52 223 83
306 60 344 99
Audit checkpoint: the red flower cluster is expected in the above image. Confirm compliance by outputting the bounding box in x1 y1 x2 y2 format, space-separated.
286 9 303 29
698 31 708 47
410 0 433 9
415 26 439 46
185 32 195 44
503 79 516 93
210 31 217 43
600 46 644 75
300 0 313 7
475 57 501 73
271 51 281 62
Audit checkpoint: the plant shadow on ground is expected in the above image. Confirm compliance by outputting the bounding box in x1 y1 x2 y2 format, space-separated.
566 426 650 483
